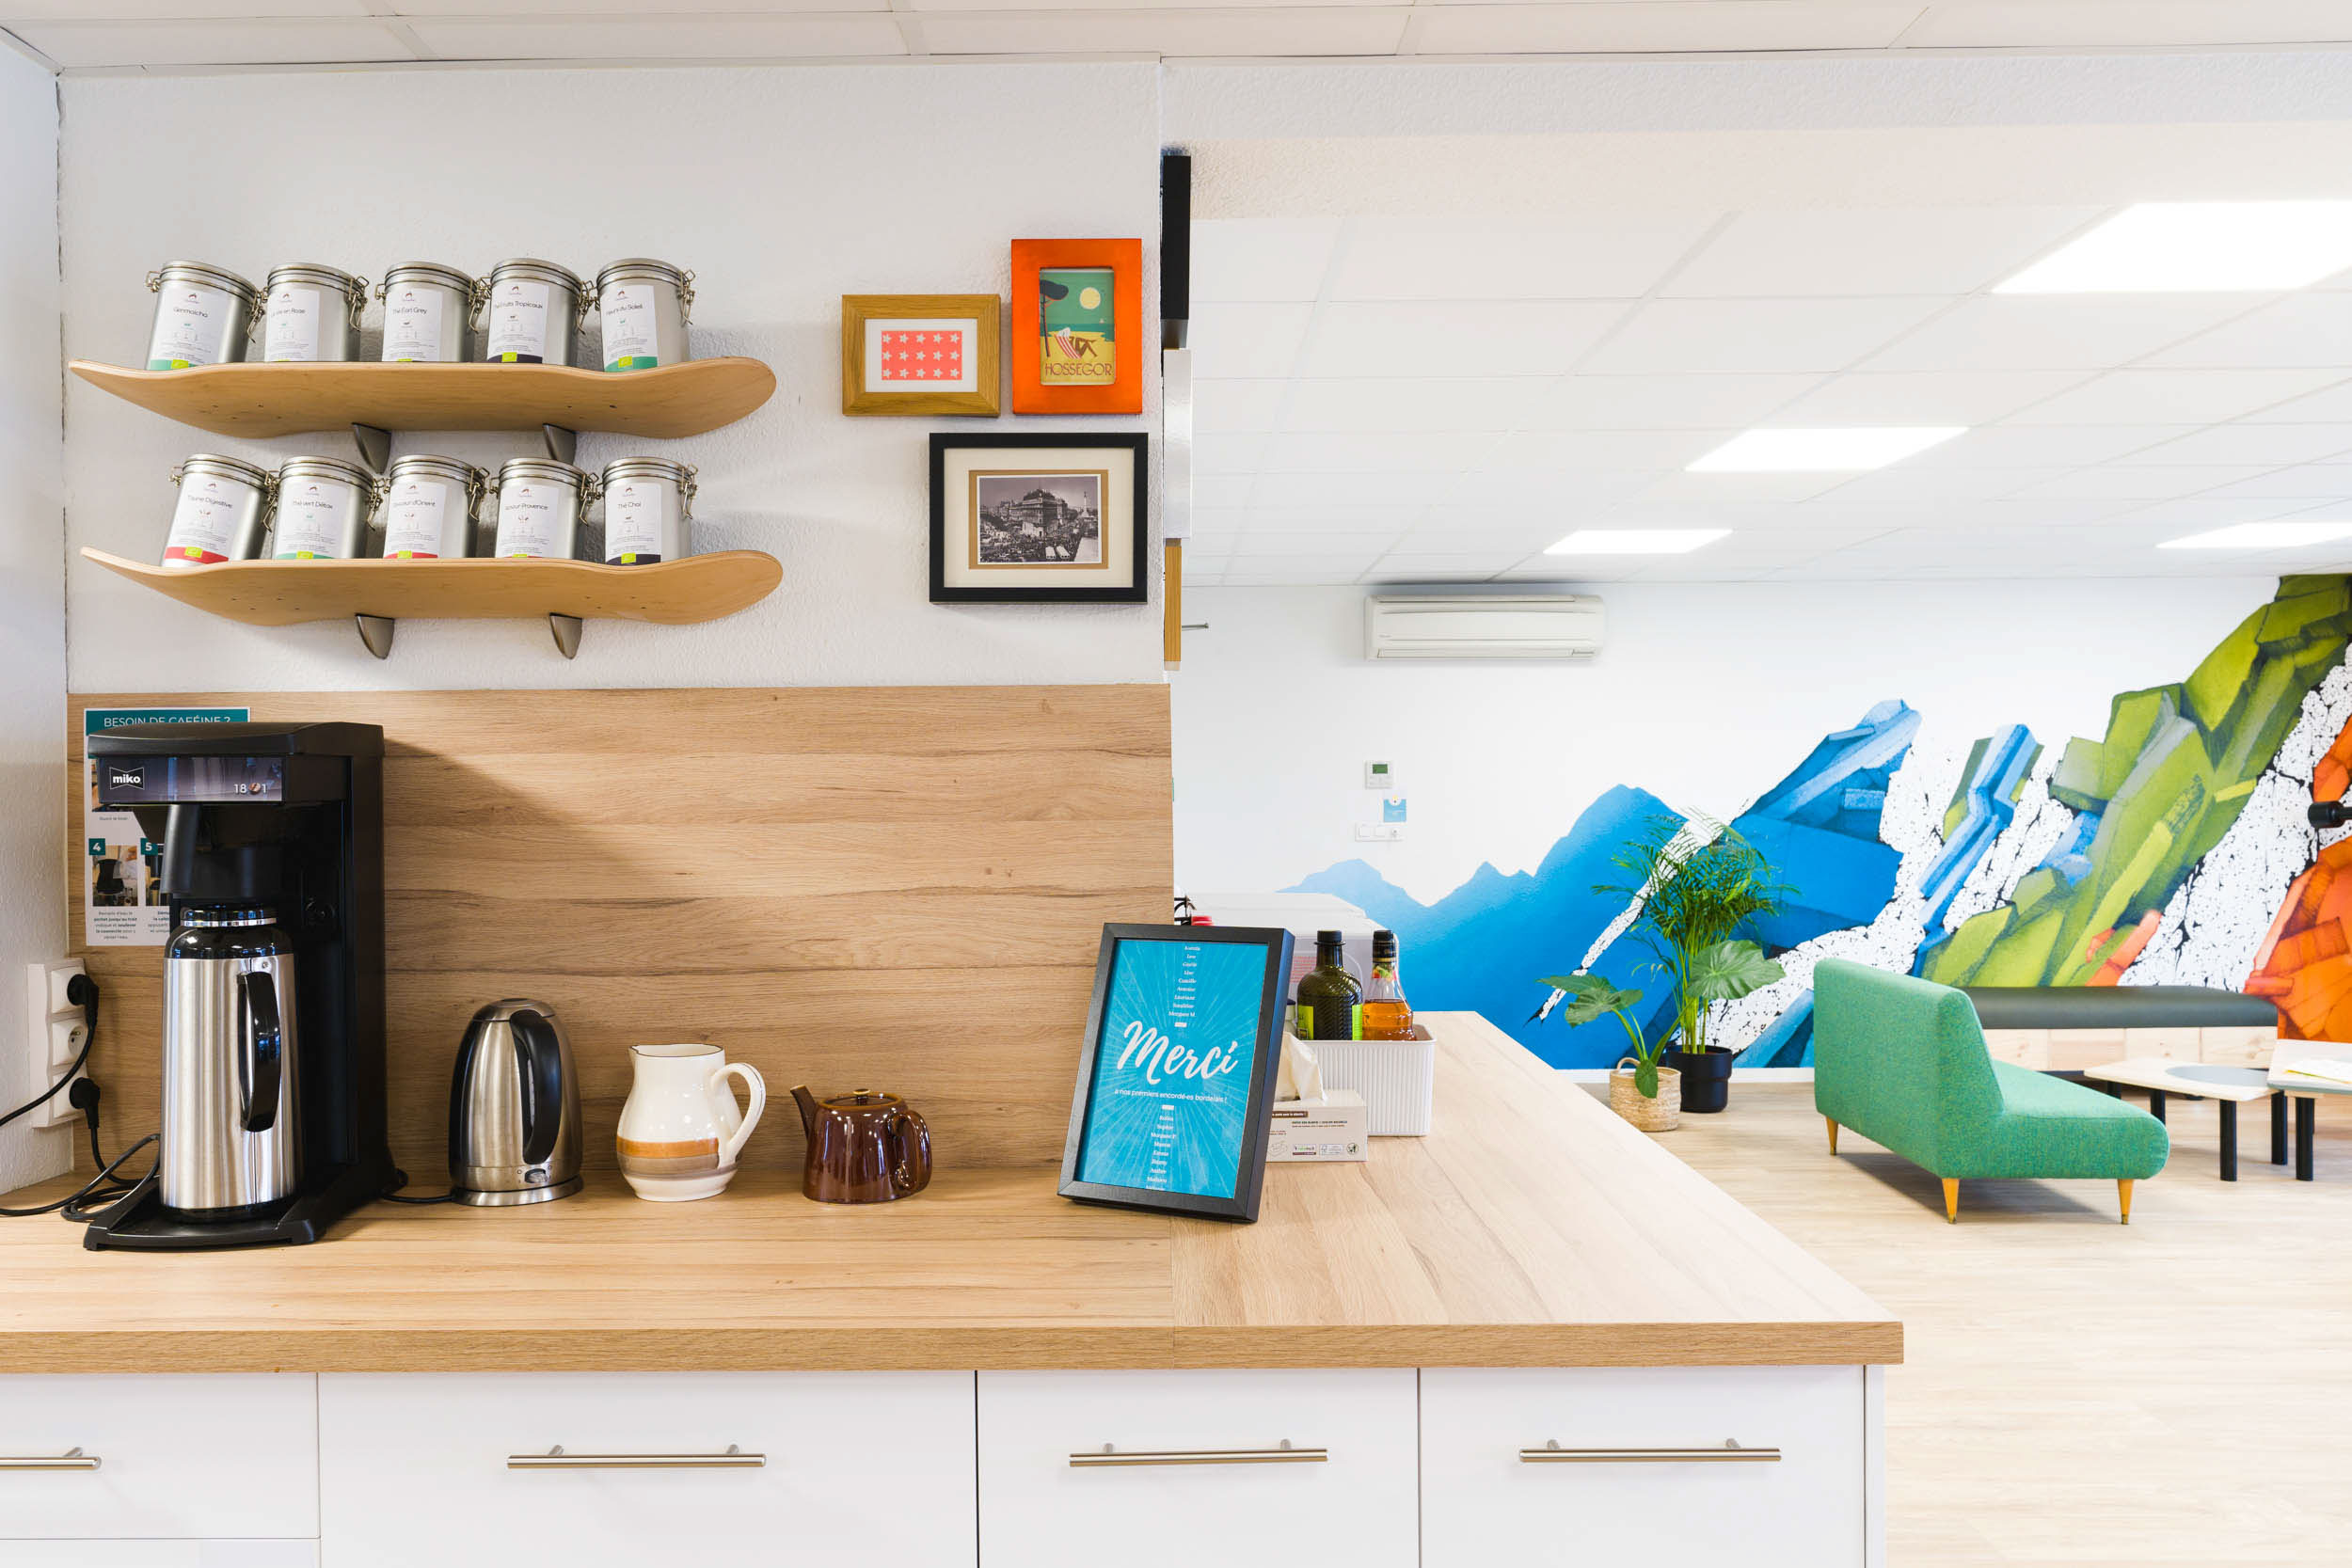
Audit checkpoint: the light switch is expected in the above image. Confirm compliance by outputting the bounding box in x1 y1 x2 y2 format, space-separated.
1355 823 1403 842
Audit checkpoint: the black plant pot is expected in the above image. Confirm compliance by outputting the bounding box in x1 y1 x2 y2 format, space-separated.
1667 1047 1734 1113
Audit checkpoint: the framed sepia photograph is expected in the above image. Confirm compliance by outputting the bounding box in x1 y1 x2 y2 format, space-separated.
1009 239 1144 415
930 431 1148 604
841 293 1001 417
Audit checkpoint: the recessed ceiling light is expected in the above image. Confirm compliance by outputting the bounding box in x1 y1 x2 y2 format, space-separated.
1688 428 1964 473
1997 201 2352 293
2158 522 2352 551
1546 529 1729 556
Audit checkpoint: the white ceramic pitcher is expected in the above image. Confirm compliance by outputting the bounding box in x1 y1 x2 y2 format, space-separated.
616 1043 766 1201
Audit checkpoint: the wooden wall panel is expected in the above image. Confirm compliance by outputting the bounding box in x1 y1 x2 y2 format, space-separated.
63 687 1172 1179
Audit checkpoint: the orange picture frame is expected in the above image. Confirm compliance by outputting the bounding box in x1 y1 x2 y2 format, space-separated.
1010 238 1144 415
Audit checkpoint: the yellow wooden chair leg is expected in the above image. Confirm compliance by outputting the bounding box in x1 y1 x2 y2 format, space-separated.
1941 1179 1959 1224
2118 1179 2133 1225
1826 1117 1839 1156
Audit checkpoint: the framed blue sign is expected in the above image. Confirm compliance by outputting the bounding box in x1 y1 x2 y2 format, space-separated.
1058 924 1295 1223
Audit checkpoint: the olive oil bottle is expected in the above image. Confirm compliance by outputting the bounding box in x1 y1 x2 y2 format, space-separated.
1295 929 1362 1041
1360 928 1415 1040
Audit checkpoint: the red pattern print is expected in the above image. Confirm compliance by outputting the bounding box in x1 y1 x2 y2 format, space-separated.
879 328 964 383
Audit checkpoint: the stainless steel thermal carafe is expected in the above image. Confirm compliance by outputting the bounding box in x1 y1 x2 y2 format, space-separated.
160 908 300 1218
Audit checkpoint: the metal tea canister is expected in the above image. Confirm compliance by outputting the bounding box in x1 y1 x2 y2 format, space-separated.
489 458 596 561
380 455 486 560
262 264 369 363
600 457 695 564
272 455 380 560
481 259 585 367
377 263 479 363
595 260 692 372
161 454 274 568
145 262 259 371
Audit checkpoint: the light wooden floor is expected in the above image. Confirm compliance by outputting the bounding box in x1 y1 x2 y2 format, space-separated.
1650 1083 2352 1567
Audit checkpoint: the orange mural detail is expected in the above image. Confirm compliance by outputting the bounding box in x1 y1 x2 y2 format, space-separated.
2247 712 2352 1039
2083 910 2164 986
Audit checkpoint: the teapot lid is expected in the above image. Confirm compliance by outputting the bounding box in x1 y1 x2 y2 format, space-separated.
824 1088 899 1108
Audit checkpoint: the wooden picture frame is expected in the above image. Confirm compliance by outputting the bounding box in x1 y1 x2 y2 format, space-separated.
1010 239 1144 415
841 293 1001 417
930 431 1149 604
1058 924 1295 1224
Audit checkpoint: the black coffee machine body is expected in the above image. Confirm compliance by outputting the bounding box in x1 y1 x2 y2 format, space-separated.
83 721 393 1250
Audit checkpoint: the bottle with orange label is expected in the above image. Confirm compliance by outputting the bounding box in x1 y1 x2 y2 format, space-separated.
1361 929 1416 1040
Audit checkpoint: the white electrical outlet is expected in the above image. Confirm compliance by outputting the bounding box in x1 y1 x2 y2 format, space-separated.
24 960 88 1131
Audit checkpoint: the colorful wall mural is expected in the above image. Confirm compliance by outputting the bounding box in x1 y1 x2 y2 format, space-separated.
1292 576 2352 1069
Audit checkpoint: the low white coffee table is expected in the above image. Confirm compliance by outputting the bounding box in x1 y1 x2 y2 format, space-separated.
2269 1047 2352 1181
2083 1058 2284 1181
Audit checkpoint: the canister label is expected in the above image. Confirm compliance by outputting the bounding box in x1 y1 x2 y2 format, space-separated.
273 475 359 559
382 286 448 362
383 478 457 559
603 478 670 564
602 282 660 371
163 477 246 564
147 282 232 371
493 483 566 559
264 284 322 362
486 278 552 363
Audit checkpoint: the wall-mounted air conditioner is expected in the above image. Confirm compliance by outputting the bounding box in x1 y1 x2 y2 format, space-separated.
1363 594 1605 660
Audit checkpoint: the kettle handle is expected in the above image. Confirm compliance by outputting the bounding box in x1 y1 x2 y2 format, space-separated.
237 969 282 1134
887 1107 932 1197
510 1008 565 1168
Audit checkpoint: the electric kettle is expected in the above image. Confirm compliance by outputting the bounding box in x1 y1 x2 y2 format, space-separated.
449 1000 582 1206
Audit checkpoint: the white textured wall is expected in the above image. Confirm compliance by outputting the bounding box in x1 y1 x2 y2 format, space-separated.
1173 578 2283 907
0 46 65 1193
59 63 1162 692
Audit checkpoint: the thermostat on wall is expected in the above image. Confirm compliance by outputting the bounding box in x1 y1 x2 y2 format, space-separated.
1364 761 1399 791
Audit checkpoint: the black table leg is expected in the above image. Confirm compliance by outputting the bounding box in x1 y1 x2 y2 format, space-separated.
2273 1092 2289 1165
2150 1088 2167 1123
2297 1096 2316 1181
2219 1100 2237 1181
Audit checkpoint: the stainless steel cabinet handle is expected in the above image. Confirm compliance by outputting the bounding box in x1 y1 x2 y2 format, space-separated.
1520 1439 1778 1464
508 1444 764 1470
0 1447 101 1471
1071 1441 1327 1468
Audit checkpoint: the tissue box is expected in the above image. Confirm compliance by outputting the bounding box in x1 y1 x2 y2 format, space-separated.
1288 1029 1435 1136
1266 1090 1368 1163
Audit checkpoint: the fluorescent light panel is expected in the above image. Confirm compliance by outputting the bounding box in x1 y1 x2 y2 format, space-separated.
1688 427 1964 473
2159 522 2352 551
1998 201 2352 293
1547 529 1729 556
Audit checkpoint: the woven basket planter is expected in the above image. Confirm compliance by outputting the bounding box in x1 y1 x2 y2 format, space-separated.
1610 1058 1681 1132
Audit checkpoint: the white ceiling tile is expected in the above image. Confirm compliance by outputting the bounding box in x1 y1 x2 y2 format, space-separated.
921 7 1409 54
1189 475 1256 509
2 0 363 13
2106 495 2335 529
910 0 1395 8
1899 424 2185 469
1232 506 1429 533
1193 379 1289 435
393 0 876 10
1629 470 1856 505
1770 370 2091 427
1437 469 1661 511
1218 552 1384 580
1329 214 1717 301
1188 220 1343 305
1257 432 1503 473
1413 2 1921 53
1862 295 2269 372
1900 0 2352 49
2240 377 2352 423
1802 467 2072 507
1397 522 1575 551
405 16 905 58
2010 467 2268 501
1193 435 1268 475
1582 297 1948 374
2006 368 2345 425
1232 531 1409 557
1188 303 1315 379
1300 300 1625 378
1533 373 1819 431
2127 425 2352 467
1282 377 1542 433
1489 429 1729 470
17 18 409 65
1664 208 2103 299
2145 293 2352 369
2193 465 2352 500
1251 471 1463 508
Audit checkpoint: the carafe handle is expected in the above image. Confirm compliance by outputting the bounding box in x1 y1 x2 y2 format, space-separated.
238 970 282 1134
510 1008 564 1167
715 1063 766 1167
887 1107 932 1197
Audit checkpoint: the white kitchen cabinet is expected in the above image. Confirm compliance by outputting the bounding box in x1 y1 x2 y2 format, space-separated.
1420 1366 1869 1568
11 1544 318 1567
977 1369 1419 1568
0 1374 318 1541
316 1371 976 1568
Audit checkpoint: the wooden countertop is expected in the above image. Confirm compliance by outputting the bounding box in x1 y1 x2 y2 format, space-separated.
0 1014 1899 1373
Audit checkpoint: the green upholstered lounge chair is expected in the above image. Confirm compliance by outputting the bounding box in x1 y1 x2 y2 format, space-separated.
1812 958 2169 1224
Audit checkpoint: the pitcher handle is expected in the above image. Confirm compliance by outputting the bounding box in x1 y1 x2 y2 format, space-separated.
888 1107 932 1197
715 1062 766 1167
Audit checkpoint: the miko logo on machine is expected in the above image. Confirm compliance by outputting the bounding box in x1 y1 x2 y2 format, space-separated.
107 765 145 792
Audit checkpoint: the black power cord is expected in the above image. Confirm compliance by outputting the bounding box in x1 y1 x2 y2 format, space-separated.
379 1172 455 1205
0 974 160 1221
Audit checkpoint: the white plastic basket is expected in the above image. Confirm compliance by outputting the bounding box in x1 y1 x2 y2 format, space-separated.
1293 1029 1435 1136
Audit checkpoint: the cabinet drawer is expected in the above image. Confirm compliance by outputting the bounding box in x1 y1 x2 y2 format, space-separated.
12 1544 317 1568
0 1374 317 1540
318 1372 974 1568
977 1370 1417 1568
1422 1367 1867 1568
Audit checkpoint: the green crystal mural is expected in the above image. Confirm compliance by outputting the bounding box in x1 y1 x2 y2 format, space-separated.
1921 576 2352 990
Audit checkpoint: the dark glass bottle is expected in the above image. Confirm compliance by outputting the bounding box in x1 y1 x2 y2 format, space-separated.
1295 928 1362 1041
1361 928 1415 1040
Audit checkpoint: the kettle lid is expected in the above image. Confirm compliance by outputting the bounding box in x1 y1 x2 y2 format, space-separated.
472 997 562 1024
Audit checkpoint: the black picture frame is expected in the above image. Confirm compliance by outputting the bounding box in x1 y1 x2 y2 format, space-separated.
930 430 1150 605
1058 923 1295 1224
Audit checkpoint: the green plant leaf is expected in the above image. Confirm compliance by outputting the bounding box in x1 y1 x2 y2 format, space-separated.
1684 938 1786 1004
1634 1059 1660 1099
1538 974 1643 1027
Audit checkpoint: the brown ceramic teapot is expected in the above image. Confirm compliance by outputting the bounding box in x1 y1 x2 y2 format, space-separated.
790 1086 932 1204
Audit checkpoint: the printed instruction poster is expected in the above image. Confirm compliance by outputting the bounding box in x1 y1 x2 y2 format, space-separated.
1076 939 1266 1199
82 706 247 945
